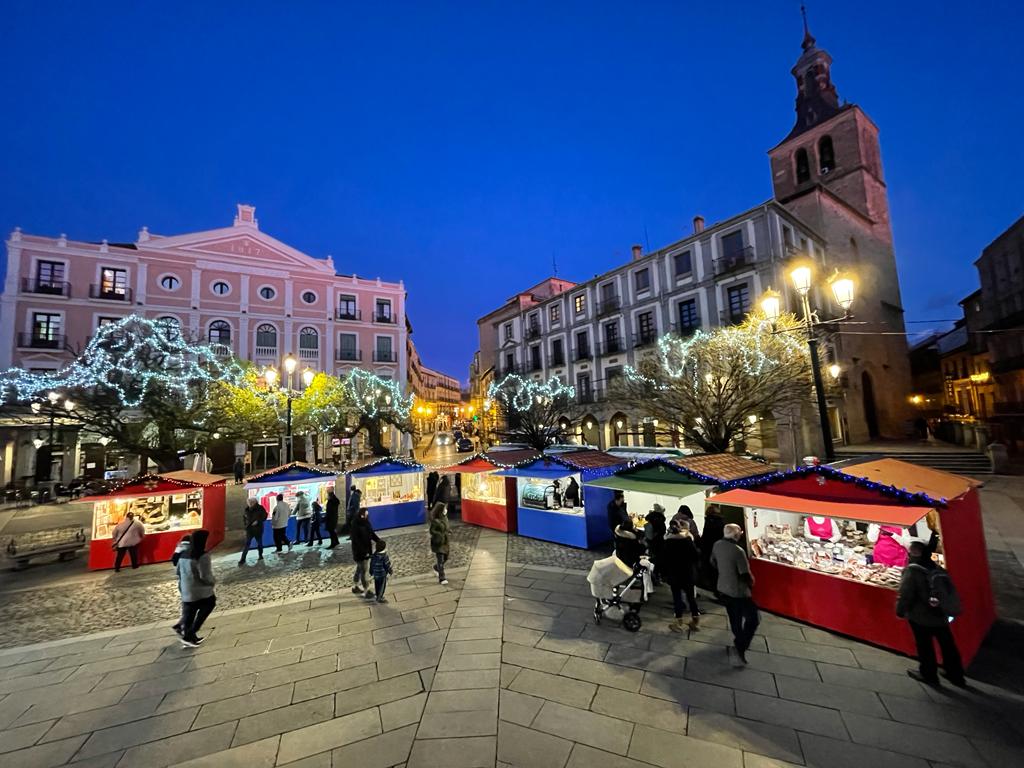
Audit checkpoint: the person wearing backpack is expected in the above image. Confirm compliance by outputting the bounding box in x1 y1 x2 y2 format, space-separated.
896 539 965 688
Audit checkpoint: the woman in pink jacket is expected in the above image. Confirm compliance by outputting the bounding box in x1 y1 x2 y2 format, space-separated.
111 512 145 571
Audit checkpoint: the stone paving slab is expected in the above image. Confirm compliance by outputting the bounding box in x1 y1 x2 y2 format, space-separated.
1 528 1024 767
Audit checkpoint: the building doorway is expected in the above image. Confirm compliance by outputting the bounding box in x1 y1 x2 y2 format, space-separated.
862 371 880 439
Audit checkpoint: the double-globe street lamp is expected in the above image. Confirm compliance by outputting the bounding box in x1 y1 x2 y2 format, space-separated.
263 354 315 464
31 391 75 482
760 264 855 462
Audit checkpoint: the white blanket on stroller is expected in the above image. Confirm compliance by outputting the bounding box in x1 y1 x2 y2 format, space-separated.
587 554 633 599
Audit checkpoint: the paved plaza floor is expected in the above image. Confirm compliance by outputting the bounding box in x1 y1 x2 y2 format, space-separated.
1 525 1023 768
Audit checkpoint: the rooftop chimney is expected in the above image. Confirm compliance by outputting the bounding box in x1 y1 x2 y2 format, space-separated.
693 215 705 234
631 244 643 261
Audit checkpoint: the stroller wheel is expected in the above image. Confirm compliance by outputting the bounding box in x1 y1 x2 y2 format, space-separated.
623 611 642 633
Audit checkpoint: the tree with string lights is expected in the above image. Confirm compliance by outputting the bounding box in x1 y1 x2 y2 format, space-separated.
0 316 244 471
486 374 579 452
613 312 812 453
341 369 415 456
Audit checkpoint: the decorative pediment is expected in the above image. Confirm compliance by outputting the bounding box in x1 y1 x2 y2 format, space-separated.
143 228 335 274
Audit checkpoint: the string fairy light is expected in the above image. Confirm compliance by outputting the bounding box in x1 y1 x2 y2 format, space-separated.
342 369 413 421
486 373 576 412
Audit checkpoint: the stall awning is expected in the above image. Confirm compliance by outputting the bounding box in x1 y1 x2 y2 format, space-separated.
163 470 227 486
245 462 339 486
587 476 711 497
435 457 497 474
495 464 578 479
710 488 932 526
348 458 424 476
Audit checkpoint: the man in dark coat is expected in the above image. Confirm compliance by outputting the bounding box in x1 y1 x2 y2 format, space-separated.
607 490 629 534
350 507 382 597
344 487 362 535
324 490 341 549
238 498 267 565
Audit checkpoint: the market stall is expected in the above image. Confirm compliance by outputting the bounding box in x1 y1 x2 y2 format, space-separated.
244 463 339 547
709 459 994 663
86 471 227 570
347 458 425 530
432 450 540 533
496 450 628 548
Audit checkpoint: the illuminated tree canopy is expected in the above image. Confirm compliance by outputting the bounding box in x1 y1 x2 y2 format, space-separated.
487 374 578 452
615 313 812 453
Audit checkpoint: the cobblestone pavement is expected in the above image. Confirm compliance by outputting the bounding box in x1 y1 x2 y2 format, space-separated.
1 529 1023 768
506 534 611 570
0 523 479 648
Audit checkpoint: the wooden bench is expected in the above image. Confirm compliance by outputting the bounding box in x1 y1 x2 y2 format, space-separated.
4 527 87 570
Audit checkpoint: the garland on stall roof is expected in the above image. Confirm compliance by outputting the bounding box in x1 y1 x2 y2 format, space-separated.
346 456 424 475
244 462 339 484
100 472 203 495
622 457 722 486
719 464 946 507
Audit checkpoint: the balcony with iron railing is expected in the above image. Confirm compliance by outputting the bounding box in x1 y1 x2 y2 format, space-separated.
21 277 71 297
713 245 756 276
577 385 603 405
336 348 363 362
373 349 397 363
670 322 701 337
17 332 67 350
210 343 233 358
597 296 621 317
549 352 566 367
525 325 542 340
88 285 133 302
372 313 398 325
298 347 320 361
632 330 660 349
573 346 592 362
598 338 625 356
254 345 278 359
336 308 362 321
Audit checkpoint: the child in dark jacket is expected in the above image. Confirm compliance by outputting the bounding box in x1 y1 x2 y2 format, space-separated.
369 540 394 603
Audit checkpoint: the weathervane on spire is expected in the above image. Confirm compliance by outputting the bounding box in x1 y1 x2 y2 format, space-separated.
800 4 816 50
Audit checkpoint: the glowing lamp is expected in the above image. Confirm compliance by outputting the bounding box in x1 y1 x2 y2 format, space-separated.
64 399 75 412
615 419 624 429
790 265 813 296
828 364 841 380
748 414 758 424
264 366 279 386
98 436 111 446
302 368 315 387
47 391 60 404
30 402 41 414
33 437 44 449
759 288 782 322
585 420 594 430
283 354 297 375
830 274 855 311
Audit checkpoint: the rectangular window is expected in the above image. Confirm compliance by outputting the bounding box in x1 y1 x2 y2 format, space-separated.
98 316 120 328
783 226 794 248
637 311 655 343
577 373 592 403
721 231 744 260
551 338 564 366
338 333 358 360
530 346 542 371
604 322 620 353
549 304 560 324
375 300 392 322
635 268 650 293
727 284 750 322
575 331 590 360
601 282 616 302
606 365 623 382
673 251 692 278
573 294 586 315
338 295 357 319
32 312 61 341
505 352 515 372
36 261 65 289
503 322 513 341
375 336 394 361
100 267 128 297
677 299 700 333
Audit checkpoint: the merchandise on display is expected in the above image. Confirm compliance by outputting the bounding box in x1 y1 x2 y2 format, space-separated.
520 477 582 514
92 491 203 540
749 514 942 590
464 473 506 506
359 472 422 507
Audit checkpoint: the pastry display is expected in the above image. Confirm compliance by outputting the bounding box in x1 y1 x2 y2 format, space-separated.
464 474 506 505
91 490 205 539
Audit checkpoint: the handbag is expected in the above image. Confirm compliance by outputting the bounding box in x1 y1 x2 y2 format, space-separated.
111 519 135 550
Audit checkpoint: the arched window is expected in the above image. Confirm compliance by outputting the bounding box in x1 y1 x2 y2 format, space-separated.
156 316 181 340
255 323 277 348
209 320 231 344
299 327 319 350
795 148 810 183
818 135 835 174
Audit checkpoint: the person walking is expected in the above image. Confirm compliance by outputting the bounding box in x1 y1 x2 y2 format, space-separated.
671 504 702 544
170 534 191 638
233 457 244 485
663 520 701 632
699 504 725 592
606 490 629 535
176 529 216 647
324 490 341 548
239 498 267 565
434 476 452 514
293 491 313 545
111 512 145 572
271 493 292 552
897 540 966 687
370 539 394 603
307 498 324 546
712 523 759 665
344 486 362 535
428 501 450 585
350 507 381 596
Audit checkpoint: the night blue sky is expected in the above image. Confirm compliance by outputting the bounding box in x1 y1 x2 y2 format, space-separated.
2 1 1022 382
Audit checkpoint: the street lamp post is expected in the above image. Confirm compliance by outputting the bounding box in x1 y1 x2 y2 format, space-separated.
30 391 75 482
761 266 855 462
264 354 315 464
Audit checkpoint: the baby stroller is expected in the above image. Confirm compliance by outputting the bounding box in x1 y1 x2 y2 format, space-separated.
587 553 653 632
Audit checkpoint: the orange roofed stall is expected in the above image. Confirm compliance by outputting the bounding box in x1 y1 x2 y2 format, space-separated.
434 450 539 533
85 471 227 570
709 460 994 664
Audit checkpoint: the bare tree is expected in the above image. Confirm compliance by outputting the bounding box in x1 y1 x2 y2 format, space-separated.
614 313 812 453
487 374 579 452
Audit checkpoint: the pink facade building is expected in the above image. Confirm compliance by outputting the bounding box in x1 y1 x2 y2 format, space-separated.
0 204 414 483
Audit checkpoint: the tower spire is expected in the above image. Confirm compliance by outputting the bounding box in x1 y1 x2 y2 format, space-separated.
800 4 816 50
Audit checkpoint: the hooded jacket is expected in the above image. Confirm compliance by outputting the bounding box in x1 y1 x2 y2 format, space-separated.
614 524 645 568
429 504 450 555
293 494 313 521
176 530 215 602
